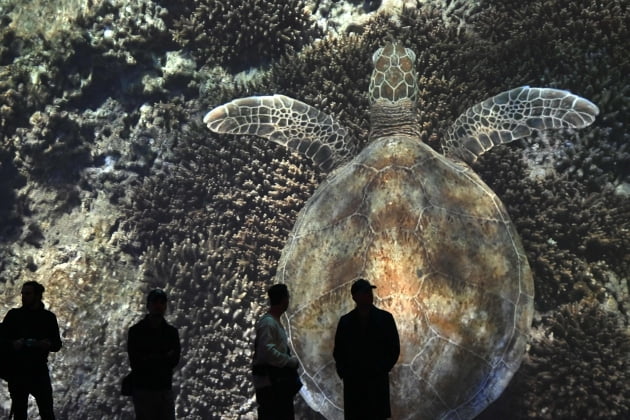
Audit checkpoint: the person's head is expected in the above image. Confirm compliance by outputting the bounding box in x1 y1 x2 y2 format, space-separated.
147 289 168 317
351 278 376 308
21 281 45 309
268 284 290 312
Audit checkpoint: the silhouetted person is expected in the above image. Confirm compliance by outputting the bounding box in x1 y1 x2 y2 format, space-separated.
2 281 62 420
127 289 180 420
333 279 400 420
252 284 301 420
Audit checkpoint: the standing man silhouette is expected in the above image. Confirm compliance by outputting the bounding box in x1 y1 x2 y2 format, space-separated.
127 289 181 420
252 284 301 420
333 278 400 420
2 281 62 420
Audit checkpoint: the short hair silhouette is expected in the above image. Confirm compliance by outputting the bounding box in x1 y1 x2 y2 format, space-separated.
268 284 289 306
147 289 167 305
23 281 45 298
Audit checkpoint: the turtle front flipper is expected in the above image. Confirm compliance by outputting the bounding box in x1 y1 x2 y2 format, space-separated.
204 94 355 172
443 86 599 163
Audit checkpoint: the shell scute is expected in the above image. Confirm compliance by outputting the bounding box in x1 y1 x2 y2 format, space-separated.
362 170 425 232
415 155 505 220
291 167 373 234
282 213 370 304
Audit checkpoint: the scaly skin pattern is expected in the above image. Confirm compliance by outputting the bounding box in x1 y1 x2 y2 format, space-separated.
368 42 418 105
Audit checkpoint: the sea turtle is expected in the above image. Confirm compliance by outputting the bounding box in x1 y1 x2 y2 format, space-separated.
204 42 598 419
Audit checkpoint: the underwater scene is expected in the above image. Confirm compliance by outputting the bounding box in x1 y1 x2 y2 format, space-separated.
0 0 628 418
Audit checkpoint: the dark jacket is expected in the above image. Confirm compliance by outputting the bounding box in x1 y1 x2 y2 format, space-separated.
333 306 400 419
1 304 62 376
128 316 180 390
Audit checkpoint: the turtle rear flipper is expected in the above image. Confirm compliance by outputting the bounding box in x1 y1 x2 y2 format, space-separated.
204 94 355 172
443 86 599 163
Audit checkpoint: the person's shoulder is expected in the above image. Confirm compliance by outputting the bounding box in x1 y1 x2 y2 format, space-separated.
129 317 147 332
163 320 178 333
42 307 58 319
257 313 272 324
338 310 355 324
8 307 23 315
3 307 22 322
374 306 395 320
4 307 20 317
255 313 276 328
340 309 353 319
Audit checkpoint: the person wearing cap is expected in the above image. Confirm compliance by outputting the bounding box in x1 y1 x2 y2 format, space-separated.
2 281 62 420
127 289 181 420
252 284 301 420
333 278 400 420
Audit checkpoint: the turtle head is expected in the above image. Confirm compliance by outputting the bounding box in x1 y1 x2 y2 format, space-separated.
369 42 418 106
368 42 420 139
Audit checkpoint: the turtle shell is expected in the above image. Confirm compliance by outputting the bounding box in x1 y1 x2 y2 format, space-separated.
280 135 534 420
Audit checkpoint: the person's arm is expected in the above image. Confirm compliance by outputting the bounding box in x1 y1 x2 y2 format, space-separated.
0 322 9 351
2 310 18 339
43 312 62 352
2 309 24 350
166 327 180 369
333 317 347 379
384 312 400 372
127 326 148 372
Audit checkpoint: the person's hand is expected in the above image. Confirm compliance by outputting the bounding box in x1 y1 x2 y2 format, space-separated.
287 356 299 369
12 338 24 351
38 339 52 351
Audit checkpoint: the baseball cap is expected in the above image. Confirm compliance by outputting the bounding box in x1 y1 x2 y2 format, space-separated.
351 278 376 295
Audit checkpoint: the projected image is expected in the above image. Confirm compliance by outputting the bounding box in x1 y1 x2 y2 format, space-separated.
0 1 628 419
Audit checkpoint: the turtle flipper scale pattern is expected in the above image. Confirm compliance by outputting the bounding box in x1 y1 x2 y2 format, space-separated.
444 86 600 163
204 94 354 172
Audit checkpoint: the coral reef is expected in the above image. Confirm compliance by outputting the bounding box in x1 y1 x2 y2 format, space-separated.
468 0 630 184
125 120 321 416
474 148 630 313
166 0 320 71
0 0 628 418
479 300 630 419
